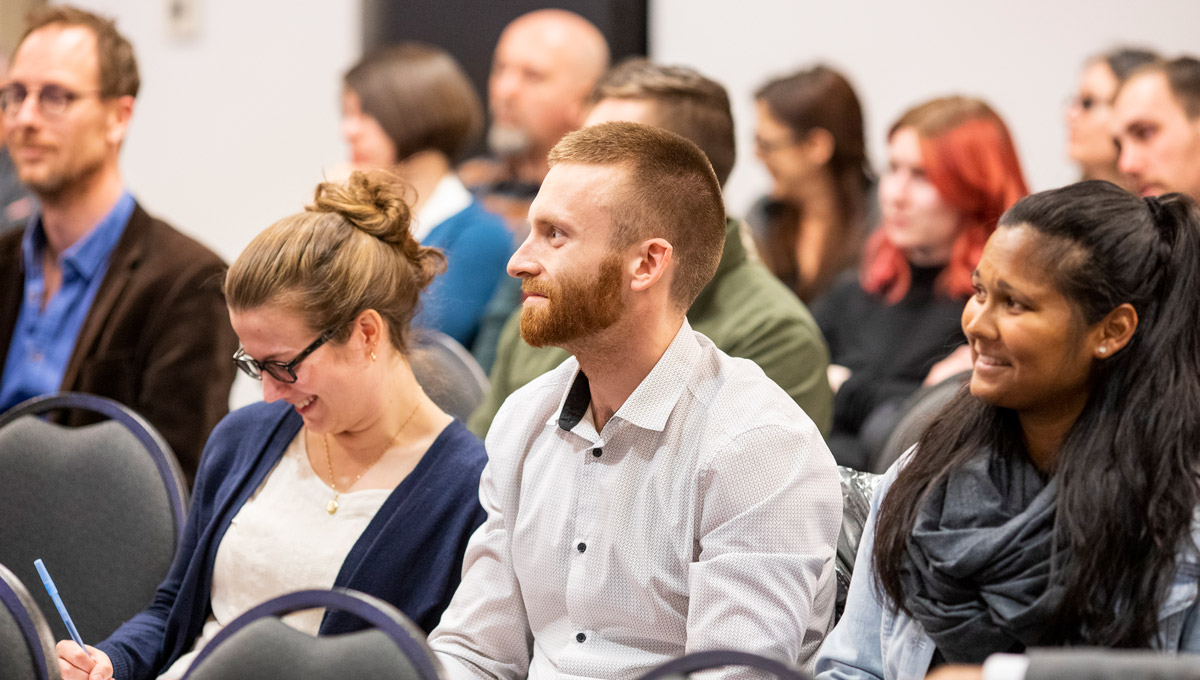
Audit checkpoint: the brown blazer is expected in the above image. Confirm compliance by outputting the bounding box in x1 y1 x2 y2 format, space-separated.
0 202 237 486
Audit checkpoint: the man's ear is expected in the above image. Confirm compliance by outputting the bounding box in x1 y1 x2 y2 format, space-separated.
105 95 134 147
629 238 673 294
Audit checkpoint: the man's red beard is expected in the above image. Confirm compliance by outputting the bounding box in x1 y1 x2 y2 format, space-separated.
519 254 625 348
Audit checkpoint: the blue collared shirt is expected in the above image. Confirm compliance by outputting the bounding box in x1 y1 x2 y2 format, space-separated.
0 192 135 411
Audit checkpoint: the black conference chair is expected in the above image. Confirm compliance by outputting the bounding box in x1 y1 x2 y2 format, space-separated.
868 371 970 474
0 561 61 680
0 392 188 643
834 466 882 624
637 650 812 680
409 328 490 422
183 588 440 680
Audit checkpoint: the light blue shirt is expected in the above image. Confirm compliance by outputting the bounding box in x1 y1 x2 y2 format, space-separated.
815 454 1200 680
0 192 134 411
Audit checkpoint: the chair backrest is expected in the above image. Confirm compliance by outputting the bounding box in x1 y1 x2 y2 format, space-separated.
0 561 61 680
636 650 812 680
869 372 970 474
0 392 188 642
409 328 490 422
833 466 882 624
183 588 441 680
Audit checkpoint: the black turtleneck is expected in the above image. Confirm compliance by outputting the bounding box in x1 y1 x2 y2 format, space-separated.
811 265 967 468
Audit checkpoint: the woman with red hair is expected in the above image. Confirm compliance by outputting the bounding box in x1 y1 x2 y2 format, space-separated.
814 96 1028 470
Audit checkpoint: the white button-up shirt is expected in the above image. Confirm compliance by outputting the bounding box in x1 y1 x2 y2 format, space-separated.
429 321 842 679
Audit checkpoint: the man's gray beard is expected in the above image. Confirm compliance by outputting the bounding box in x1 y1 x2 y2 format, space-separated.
488 123 532 158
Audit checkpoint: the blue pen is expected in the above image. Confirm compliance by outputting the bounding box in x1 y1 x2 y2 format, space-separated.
34 559 87 652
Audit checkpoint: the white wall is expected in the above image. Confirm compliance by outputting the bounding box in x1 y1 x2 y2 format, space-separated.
650 0 1200 216
68 0 360 263
54 2 1200 253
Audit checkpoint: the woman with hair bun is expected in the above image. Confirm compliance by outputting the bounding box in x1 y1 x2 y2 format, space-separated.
817 181 1200 679
56 171 489 680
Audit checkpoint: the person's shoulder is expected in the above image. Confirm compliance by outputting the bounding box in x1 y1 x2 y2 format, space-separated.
432 419 489 470
211 400 294 440
687 334 819 433
129 202 227 270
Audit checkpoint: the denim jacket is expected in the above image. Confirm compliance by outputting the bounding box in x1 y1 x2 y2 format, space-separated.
815 459 1200 680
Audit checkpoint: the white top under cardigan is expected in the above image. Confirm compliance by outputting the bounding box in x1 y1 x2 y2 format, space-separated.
159 431 389 679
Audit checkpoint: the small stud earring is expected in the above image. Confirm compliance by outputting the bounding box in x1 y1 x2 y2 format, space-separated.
370 347 377 362
1098 346 1108 355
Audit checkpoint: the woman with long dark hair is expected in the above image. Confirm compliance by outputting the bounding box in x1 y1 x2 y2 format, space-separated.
816 181 1200 679
752 65 873 303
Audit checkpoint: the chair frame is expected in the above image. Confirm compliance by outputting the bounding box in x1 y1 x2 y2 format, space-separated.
182 588 441 680
0 562 61 680
0 392 189 536
637 650 812 680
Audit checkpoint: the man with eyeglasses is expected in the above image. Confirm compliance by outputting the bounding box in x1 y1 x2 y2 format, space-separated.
0 6 236 485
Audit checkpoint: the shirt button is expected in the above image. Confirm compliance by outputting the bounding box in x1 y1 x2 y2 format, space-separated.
592 448 602 458
30 352 43 362
576 632 586 643
576 542 586 553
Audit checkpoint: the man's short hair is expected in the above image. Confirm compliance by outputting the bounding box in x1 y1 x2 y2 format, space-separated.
1127 56 1200 118
345 43 483 161
549 121 726 308
19 5 139 99
592 59 735 187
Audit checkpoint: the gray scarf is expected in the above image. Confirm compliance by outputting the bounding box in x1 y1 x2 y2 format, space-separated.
899 450 1067 664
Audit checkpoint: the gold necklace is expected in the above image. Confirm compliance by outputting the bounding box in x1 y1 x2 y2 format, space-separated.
320 400 421 515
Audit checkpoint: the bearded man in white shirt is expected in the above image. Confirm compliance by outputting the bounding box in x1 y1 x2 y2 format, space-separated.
428 121 842 678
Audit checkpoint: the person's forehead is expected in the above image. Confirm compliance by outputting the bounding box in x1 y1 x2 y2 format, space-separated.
9 24 100 88
585 98 656 127
496 21 583 76
531 162 625 222
1117 72 1186 125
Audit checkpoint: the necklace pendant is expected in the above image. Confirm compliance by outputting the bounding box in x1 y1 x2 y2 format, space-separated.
326 498 339 515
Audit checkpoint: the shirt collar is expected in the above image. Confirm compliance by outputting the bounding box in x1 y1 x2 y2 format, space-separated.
22 191 135 281
413 173 472 241
554 319 701 434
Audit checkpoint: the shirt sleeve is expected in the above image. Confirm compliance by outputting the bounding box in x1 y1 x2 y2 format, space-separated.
427 404 534 680
814 466 899 680
685 421 842 673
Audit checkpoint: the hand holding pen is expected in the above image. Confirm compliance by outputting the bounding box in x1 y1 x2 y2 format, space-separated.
35 559 114 680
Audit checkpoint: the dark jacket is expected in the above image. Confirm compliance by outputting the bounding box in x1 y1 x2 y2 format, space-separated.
98 401 489 680
0 203 237 484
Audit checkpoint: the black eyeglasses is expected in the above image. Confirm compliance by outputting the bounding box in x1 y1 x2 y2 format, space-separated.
0 83 102 119
232 332 332 383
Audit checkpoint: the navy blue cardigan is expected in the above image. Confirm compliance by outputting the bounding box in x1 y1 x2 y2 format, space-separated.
98 401 488 680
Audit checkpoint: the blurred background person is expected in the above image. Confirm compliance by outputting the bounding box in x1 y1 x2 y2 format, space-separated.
458 8 609 235
57 172 488 680
1064 47 1157 191
815 96 1028 470
1114 55 1200 202
0 47 34 233
818 181 1200 677
342 43 512 351
750 65 874 304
